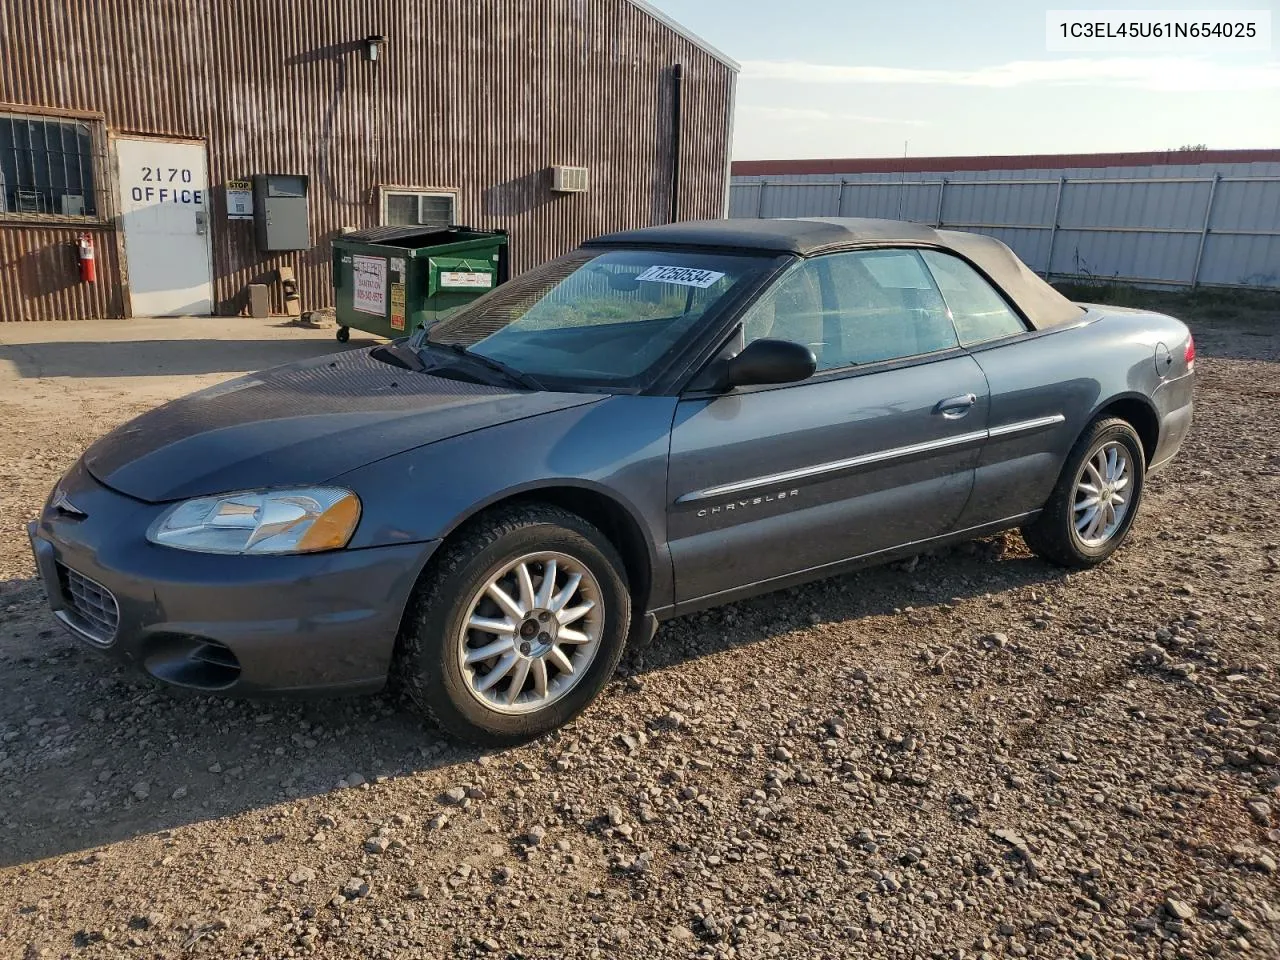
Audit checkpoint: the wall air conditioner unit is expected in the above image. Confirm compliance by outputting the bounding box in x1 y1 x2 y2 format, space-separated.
60 194 85 216
550 165 589 193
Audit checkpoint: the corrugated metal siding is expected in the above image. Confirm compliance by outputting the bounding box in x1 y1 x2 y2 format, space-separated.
0 225 123 321
1058 179 1211 230
729 159 1280 290
942 180 1057 228
1199 234 1280 288
0 0 733 320
1211 177 1280 231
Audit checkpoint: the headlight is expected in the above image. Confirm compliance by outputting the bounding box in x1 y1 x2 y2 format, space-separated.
147 487 361 555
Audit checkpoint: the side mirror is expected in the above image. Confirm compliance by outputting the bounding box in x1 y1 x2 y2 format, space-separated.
725 338 817 388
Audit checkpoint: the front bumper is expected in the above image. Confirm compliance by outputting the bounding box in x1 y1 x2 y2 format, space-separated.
27 462 439 696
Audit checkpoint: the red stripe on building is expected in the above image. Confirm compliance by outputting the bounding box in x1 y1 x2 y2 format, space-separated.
732 149 1280 177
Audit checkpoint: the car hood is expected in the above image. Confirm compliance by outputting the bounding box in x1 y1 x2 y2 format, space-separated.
83 348 602 503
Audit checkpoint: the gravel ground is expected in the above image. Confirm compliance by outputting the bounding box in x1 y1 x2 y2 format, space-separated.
1 300 1278 959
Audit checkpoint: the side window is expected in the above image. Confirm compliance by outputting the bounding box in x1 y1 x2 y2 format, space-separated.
822 250 958 367
740 260 825 352
743 249 958 371
919 249 1026 345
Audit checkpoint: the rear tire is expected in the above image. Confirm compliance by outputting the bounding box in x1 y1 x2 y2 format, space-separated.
396 504 631 746
1021 417 1145 569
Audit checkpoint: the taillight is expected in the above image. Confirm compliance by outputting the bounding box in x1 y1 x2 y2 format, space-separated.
1184 335 1196 368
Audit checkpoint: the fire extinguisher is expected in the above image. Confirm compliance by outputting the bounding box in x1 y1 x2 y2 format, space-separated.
77 233 96 283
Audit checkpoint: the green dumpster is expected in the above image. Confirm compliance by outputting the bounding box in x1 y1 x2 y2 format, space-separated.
330 225 509 342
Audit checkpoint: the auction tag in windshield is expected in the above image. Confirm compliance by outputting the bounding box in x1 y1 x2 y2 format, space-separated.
635 265 725 288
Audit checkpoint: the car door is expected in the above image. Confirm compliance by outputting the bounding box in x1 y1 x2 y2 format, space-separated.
666 248 990 609
915 249 1081 528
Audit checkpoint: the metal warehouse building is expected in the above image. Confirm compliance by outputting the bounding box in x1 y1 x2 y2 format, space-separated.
0 0 736 322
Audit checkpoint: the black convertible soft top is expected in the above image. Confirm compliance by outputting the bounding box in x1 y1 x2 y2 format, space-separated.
587 217 1084 331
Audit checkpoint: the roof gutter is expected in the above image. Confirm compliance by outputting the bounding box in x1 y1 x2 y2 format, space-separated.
722 70 737 217
625 0 740 71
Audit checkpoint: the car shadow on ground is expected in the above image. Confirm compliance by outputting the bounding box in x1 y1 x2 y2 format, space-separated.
634 540 1066 677
0 536 1066 869
0 337 376 381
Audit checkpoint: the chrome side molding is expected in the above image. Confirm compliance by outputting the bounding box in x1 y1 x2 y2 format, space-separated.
677 414 1066 504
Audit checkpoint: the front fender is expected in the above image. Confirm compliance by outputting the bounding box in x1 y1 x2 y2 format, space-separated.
335 395 679 606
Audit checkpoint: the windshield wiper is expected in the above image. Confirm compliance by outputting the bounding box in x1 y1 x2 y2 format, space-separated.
369 341 427 372
423 342 544 391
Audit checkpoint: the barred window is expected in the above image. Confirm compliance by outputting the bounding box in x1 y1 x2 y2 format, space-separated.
0 112 100 219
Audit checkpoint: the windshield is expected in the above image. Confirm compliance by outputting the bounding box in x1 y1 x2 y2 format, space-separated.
420 248 772 389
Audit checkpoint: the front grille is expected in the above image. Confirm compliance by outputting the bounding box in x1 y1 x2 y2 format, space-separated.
56 564 119 646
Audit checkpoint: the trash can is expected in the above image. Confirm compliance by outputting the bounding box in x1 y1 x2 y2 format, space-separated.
331 225 509 342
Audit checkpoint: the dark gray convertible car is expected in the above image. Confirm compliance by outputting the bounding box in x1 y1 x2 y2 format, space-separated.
29 218 1195 743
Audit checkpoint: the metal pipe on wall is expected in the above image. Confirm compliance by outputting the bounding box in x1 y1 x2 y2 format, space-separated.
670 63 683 223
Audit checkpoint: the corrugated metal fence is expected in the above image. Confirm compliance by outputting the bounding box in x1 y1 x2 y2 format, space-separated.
730 161 1280 290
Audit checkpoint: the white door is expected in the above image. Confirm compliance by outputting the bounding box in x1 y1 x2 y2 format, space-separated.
115 137 214 316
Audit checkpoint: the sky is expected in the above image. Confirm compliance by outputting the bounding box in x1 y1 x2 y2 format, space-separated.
646 0 1280 160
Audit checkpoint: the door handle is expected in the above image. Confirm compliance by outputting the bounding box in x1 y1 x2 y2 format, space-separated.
934 393 977 418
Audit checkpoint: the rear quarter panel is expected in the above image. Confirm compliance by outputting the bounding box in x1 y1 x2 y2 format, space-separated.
959 306 1192 524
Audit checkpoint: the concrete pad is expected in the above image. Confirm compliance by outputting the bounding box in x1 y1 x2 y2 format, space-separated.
0 316 380 409
0 317 384 579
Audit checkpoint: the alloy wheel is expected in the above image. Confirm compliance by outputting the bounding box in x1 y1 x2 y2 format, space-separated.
1072 440 1132 547
456 552 604 715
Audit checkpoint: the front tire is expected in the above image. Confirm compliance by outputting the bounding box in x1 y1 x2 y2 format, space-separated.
396 504 632 746
1021 417 1146 569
